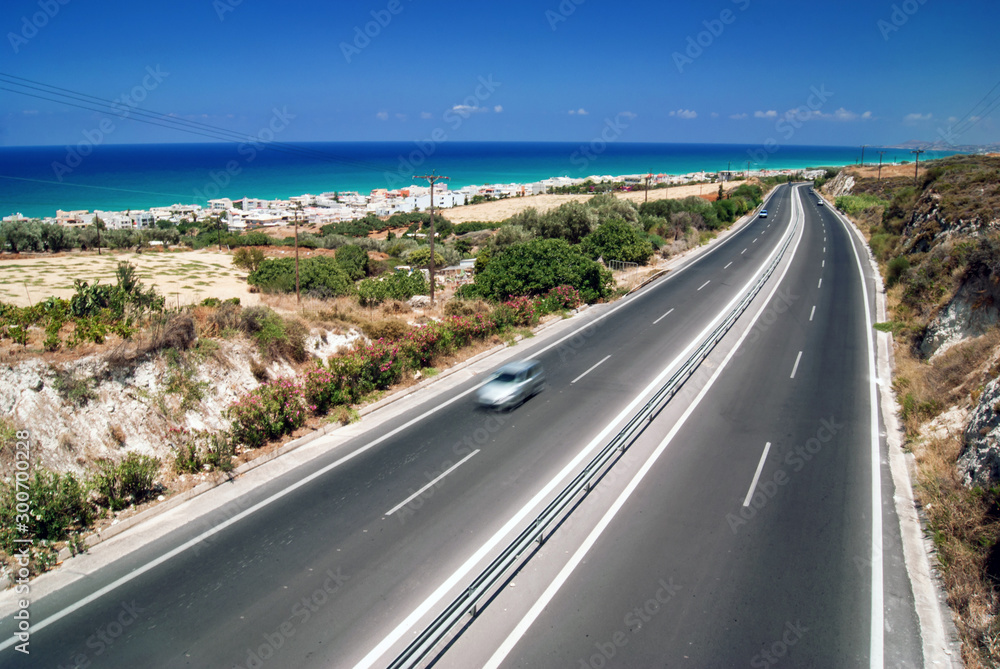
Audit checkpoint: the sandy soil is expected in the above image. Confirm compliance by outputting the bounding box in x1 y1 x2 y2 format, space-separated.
441 181 743 223
842 163 928 180
0 249 260 308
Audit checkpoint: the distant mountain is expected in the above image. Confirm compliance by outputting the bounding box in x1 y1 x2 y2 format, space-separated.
888 139 1000 153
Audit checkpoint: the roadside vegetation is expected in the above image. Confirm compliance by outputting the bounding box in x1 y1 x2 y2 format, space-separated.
823 156 1000 667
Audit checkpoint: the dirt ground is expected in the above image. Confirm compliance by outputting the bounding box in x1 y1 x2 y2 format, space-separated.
0 249 260 308
843 162 928 180
440 181 743 222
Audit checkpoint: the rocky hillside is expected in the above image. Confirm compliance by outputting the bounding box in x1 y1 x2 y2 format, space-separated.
823 155 1000 667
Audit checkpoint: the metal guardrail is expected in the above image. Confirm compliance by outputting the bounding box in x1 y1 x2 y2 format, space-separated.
387 201 798 669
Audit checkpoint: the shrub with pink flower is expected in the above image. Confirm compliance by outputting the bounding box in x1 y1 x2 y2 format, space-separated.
227 378 309 448
544 285 582 310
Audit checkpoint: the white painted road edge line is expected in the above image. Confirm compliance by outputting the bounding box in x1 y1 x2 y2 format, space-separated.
571 355 612 385
839 205 884 668
790 351 803 379
653 308 675 325
743 442 773 507
385 450 480 517
484 186 806 668
354 190 802 669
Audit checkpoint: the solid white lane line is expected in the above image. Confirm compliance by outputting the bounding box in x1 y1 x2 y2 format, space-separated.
698 280 711 291
790 350 803 379
653 308 675 325
485 187 807 669
385 450 481 516
724 261 733 269
571 355 612 385
818 278 823 289
809 305 816 321
837 208 884 668
743 442 772 507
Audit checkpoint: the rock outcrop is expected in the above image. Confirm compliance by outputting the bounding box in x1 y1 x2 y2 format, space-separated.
920 280 1000 358
958 376 1000 487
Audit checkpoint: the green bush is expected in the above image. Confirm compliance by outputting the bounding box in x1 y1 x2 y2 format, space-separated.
0 470 93 551
357 270 427 307
835 194 888 216
886 255 911 287
232 247 265 272
93 453 161 511
472 238 613 303
335 244 370 280
580 219 654 265
248 257 354 298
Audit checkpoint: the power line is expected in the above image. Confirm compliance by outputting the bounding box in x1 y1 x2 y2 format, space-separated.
0 72 397 175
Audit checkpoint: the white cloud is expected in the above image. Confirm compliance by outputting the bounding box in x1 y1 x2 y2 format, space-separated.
754 110 778 119
904 112 933 123
619 111 637 119
394 113 407 121
569 108 589 115
710 112 719 118
452 104 489 114
730 113 748 120
420 112 433 120
494 105 503 113
376 111 389 121
669 109 698 119
861 111 873 120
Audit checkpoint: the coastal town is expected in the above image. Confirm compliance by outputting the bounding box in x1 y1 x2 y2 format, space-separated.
1 167 818 232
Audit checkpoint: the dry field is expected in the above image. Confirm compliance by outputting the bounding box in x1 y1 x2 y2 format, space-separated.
0 249 259 308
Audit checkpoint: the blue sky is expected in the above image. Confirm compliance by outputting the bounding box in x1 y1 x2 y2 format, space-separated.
1 0 998 147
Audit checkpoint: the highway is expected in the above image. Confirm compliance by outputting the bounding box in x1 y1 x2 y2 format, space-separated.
0 184 923 668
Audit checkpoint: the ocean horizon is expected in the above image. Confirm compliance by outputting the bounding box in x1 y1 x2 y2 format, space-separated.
0 141 957 219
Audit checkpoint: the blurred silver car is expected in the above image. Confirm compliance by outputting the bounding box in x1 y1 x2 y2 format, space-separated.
476 360 545 410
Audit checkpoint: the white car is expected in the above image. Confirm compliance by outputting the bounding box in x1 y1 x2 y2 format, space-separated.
759 209 768 218
476 360 545 411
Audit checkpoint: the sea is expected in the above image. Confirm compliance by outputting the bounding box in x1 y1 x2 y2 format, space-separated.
0 142 958 219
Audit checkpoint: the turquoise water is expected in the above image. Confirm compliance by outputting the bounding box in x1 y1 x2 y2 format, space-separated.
0 142 957 219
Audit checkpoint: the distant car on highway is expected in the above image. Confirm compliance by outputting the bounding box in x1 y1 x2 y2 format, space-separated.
476 360 545 411
817 199 825 206
759 209 768 218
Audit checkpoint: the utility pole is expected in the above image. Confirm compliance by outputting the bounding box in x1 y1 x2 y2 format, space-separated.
746 161 751 179
727 160 732 182
911 149 925 185
877 151 887 182
860 144 867 167
217 215 224 252
414 172 449 305
293 203 302 305
644 171 652 204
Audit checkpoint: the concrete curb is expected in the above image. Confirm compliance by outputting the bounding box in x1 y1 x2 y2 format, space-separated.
824 191 964 666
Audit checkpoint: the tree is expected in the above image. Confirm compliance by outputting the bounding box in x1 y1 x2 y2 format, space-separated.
92 215 106 255
405 247 445 269
335 244 370 280
581 219 654 265
472 238 613 303
530 201 598 244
